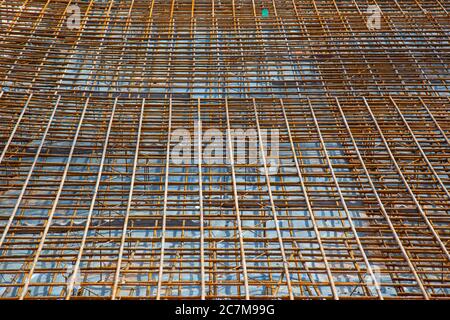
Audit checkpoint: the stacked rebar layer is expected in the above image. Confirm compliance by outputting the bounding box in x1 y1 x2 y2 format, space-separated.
0 0 449 299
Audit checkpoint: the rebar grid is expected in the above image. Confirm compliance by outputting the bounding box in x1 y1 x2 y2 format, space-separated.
0 0 449 300
0 0 449 97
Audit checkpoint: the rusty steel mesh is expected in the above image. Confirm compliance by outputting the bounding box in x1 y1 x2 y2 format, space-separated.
0 0 449 299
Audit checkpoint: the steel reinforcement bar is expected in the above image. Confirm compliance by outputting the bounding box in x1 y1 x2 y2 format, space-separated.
0 0 449 300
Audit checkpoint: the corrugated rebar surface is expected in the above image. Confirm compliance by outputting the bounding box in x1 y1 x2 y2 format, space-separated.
0 0 449 299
